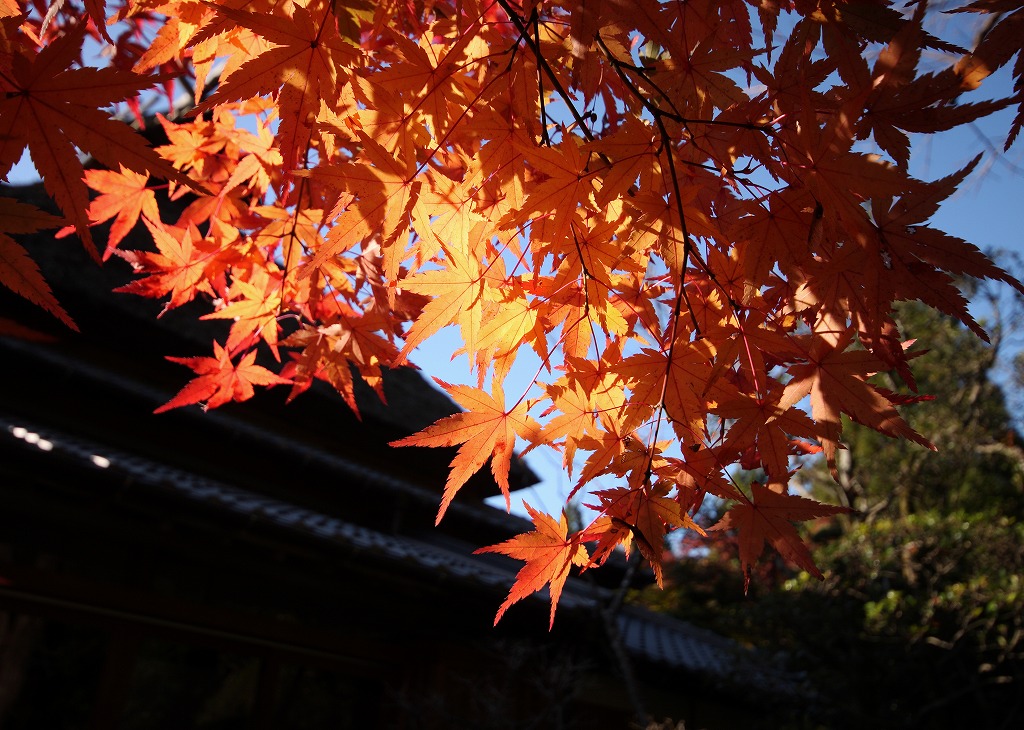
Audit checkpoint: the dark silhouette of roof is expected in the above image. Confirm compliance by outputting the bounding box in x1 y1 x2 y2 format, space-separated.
1 409 784 688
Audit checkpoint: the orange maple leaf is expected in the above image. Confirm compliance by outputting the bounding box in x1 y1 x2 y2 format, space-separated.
614 339 724 446
280 308 401 415
300 131 422 282
713 387 820 480
530 378 602 474
390 378 540 522
507 136 599 248
871 156 1024 337
0 25 194 256
782 333 935 477
711 481 850 589
76 166 161 259
395 243 488 362
587 484 704 587
115 219 222 312
475 503 588 628
280 323 363 414
201 269 283 358
192 1 358 173
156 341 291 413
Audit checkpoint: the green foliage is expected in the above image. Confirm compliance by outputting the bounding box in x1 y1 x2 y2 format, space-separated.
809 513 1022 724
647 513 1024 729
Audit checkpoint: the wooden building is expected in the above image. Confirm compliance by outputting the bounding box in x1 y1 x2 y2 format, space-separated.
0 183 793 729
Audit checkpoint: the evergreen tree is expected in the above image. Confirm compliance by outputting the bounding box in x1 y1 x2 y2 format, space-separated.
803 300 1024 521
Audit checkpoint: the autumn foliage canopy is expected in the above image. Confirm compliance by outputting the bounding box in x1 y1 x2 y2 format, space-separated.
2 0 1023 626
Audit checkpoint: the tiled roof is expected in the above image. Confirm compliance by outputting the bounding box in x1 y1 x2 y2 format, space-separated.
618 607 740 676
2 412 792 691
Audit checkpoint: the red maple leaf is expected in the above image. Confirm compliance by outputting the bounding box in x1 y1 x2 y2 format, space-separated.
156 341 291 413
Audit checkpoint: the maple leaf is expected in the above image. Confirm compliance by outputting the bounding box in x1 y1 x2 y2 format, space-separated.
0 25 195 256
530 378 602 474
506 136 599 248
115 219 223 313
201 268 284 357
869 156 1024 337
587 484 704 587
614 339 725 447
713 387 820 481
473 278 548 365
952 0 1024 149
192 1 358 173
711 481 850 589
156 341 291 413
372 22 481 141
782 333 936 477
570 420 633 497
474 503 588 628
280 323 361 414
854 9 1009 167
300 131 422 282
73 166 161 259
389 378 540 523
783 113 911 230
394 243 489 362
280 306 401 415
0 197 76 329
131 2 212 75
348 75 430 160
153 112 224 178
